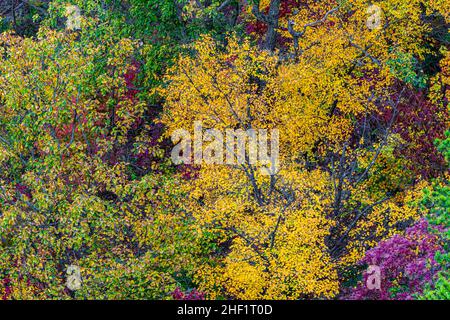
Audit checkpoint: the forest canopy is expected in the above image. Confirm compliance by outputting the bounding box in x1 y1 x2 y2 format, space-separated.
0 0 449 300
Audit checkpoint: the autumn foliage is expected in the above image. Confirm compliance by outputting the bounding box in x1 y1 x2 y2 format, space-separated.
0 0 449 300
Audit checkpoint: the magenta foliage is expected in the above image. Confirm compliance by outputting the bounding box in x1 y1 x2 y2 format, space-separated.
346 219 443 300
172 287 205 300
15 183 32 200
2 277 11 300
124 60 140 101
245 0 309 47
379 89 447 178
178 165 200 181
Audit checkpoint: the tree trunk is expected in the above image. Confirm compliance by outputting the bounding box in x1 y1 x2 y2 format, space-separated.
263 0 281 51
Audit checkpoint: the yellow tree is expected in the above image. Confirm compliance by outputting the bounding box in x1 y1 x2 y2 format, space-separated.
161 0 448 298
161 35 340 299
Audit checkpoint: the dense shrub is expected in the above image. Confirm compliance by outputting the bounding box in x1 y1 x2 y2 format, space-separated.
345 219 443 300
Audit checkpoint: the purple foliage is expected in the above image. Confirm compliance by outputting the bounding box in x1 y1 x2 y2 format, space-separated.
1 277 11 300
345 219 443 300
378 89 447 178
172 287 205 300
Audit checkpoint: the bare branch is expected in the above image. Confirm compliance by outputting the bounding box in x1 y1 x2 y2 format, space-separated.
251 1 269 24
354 87 406 186
288 6 340 53
217 0 232 11
330 196 391 256
349 40 382 67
